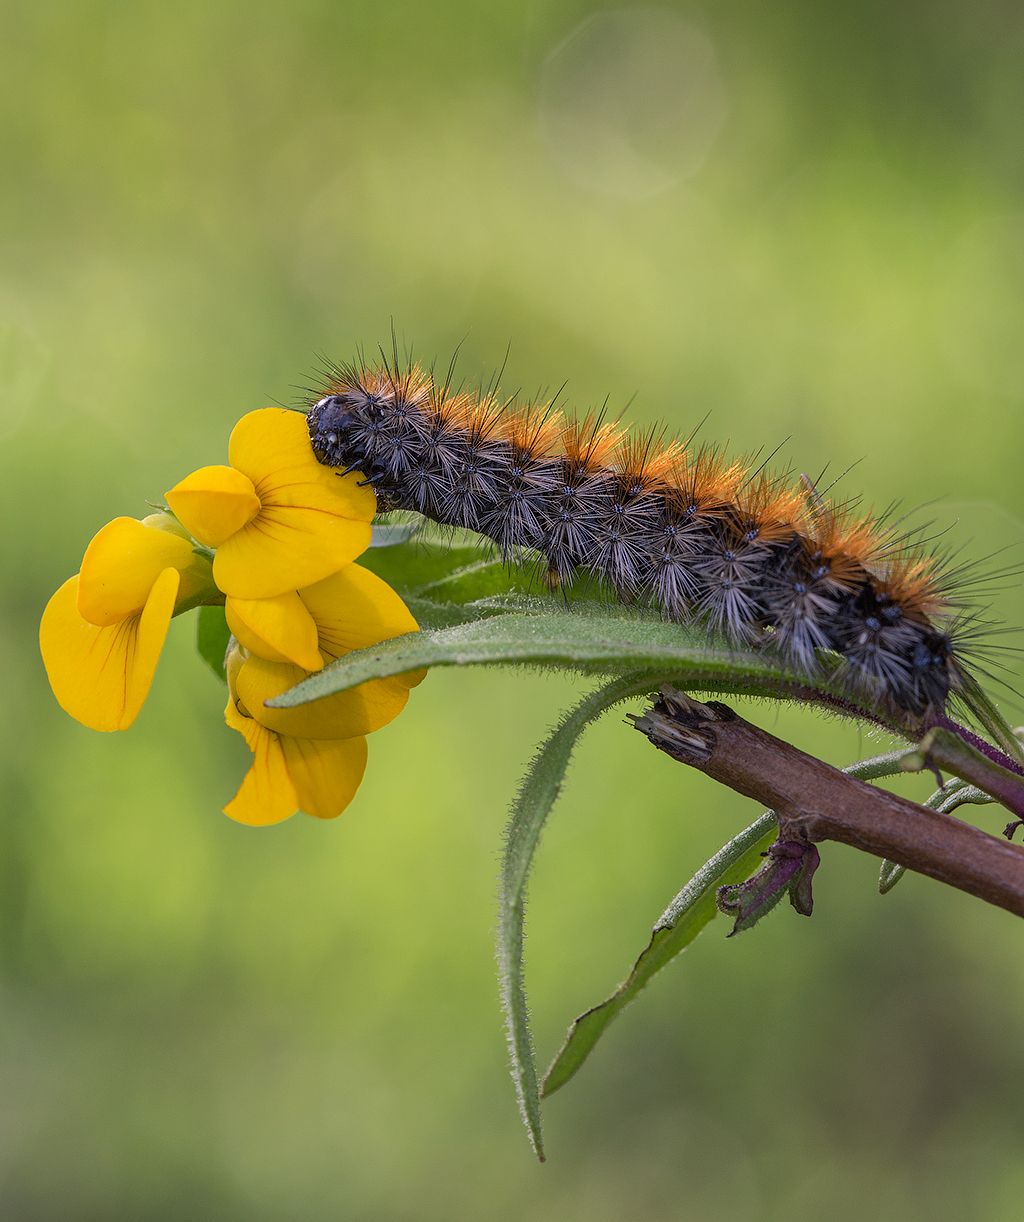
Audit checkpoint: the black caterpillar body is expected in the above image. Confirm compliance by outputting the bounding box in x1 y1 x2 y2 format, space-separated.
305 362 965 720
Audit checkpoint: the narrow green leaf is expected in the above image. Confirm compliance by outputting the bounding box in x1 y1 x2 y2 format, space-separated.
937 785 995 813
499 673 661 1161
358 539 1022 772
541 812 777 1099
843 750 925 782
268 606 868 717
878 860 905 894
543 749 915 1098
195 605 230 682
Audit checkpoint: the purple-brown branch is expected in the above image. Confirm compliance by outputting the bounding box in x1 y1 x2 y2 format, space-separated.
632 687 1024 919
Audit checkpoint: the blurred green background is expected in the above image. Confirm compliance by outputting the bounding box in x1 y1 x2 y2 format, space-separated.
5 0 1024 1217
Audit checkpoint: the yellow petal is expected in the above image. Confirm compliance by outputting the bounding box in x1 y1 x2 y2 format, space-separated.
281 734 367 820
213 505 373 601
299 563 419 654
235 653 410 739
228 408 376 523
77 517 195 626
213 408 375 599
225 592 322 670
222 700 367 824
225 639 249 707
128 568 181 720
300 563 425 688
40 568 179 731
223 699 300 826
140 512 218 608
165 465 260 548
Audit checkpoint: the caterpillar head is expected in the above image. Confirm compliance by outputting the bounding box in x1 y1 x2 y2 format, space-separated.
307 391 388 472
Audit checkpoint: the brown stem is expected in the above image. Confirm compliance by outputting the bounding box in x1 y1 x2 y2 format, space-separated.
632 687 1024 920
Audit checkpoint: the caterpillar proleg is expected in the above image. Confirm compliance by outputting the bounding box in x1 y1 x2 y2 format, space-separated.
305 354 993 724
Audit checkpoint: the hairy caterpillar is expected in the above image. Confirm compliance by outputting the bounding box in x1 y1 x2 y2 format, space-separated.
304 355 986 723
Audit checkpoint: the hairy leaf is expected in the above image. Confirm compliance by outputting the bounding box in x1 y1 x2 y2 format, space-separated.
499 673 662 1161
541 811 777 1099
354 539 1024 767
267 605 862 715
543 749 915 1097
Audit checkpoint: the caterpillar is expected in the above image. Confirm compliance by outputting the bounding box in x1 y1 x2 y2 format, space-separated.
304 355 984 723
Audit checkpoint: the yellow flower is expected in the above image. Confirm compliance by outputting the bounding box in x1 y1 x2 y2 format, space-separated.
40 513 217 731
223 684 368 826
165 407 376 601
227 563 423 736
222 563 424 826
40 404 425 828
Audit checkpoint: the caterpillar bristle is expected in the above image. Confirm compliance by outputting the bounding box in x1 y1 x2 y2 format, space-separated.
562 414 626 472
304 354 1011 725
673 446 746 513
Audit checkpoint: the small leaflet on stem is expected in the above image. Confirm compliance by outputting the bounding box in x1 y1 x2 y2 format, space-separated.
717 841 821 935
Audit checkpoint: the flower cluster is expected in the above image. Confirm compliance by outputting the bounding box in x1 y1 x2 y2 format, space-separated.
40 408 422 826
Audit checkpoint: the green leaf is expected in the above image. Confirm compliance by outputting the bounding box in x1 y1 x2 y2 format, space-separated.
542 748 915 1098
397 595 496 631
351 539 1023 772
541 811 777 1099
195 604 231 683
356 536 529 605
878 860 905 894
498 673 662 1161
368 519 422 548
267 605 866 715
